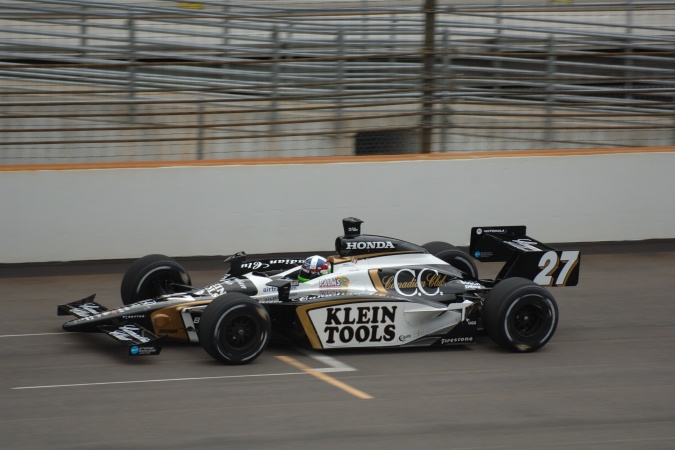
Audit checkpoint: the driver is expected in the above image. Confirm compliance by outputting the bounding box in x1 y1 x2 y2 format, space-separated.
298 255 332 282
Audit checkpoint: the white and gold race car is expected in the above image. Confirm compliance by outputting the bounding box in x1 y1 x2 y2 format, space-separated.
58 217 580 364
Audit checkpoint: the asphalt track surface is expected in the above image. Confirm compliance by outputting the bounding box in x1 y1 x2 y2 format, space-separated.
2 241 675 450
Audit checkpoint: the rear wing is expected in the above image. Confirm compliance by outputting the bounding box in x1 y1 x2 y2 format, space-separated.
469 226 580 286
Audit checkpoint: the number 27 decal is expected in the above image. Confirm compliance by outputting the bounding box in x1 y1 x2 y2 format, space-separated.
534 251 580 286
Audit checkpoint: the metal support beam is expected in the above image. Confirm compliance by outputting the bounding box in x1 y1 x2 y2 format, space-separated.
421 0 436 154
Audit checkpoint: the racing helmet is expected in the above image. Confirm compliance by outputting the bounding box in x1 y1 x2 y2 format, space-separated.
298 255 332 282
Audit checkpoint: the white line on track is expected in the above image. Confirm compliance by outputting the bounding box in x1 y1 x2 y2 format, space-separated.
11 345 357 390
0 332 67 338
12 372 309 390
299 349 357 373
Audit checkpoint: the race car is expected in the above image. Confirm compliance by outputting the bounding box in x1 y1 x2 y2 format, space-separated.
58 217 580 364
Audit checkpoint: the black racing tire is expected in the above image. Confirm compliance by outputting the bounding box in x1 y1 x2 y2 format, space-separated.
422 241 479 279
120 254 192 306
198 293 271 365
482 277 558 352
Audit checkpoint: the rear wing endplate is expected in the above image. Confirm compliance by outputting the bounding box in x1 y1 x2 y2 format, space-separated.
470 226 580 286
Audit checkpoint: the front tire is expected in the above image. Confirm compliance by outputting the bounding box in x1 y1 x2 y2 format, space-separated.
120 254 192 305
422 241 479 279
198 293 271 365
482 277 558 352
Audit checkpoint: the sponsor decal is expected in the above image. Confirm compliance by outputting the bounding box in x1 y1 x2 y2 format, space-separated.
340 263 360 273
481 228 506 234
240 261 268 270
158 329 178 334
505 238 541 252
316 290 344 297
70 303 104 318
204 283 226 297
441 337 474 344
240 259 303 270
135 300 157 307
345 241 395 250
381 268 449 297
319 276 350 289
222 278 249 289
295 293 350 303
322 305 397 344
262 283 298 293
459 281 484 290
138 347 159 355
399 330 424 342
273 259 305 265
109 325 151 343
130 346 159 355
77 310 117 321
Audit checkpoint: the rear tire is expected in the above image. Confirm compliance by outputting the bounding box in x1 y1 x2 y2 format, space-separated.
120 254 192 305
198 293 271 365
422 241 479 279
482 277 558 352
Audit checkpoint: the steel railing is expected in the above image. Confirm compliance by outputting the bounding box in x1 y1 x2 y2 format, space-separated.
0 0 674 163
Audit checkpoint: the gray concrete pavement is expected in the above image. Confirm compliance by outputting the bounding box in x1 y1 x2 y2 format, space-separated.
1 242 675 449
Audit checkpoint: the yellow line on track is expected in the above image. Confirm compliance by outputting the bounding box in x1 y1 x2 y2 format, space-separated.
276 355 373 400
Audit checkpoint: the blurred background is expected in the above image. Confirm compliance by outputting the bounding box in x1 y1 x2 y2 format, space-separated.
1 0 674 164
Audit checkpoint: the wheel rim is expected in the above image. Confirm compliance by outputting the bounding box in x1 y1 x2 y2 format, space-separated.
220 314 260 351
511 302 545 337
137 270 183 300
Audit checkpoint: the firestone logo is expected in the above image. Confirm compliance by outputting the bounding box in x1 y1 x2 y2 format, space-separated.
345 241 395 250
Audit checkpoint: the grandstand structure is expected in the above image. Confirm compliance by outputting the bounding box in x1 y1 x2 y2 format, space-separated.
1 0 674 163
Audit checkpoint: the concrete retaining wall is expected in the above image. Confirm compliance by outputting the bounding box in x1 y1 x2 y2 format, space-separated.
2 148 674 263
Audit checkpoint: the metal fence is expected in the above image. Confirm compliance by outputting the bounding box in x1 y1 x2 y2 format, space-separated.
1 0 674 163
